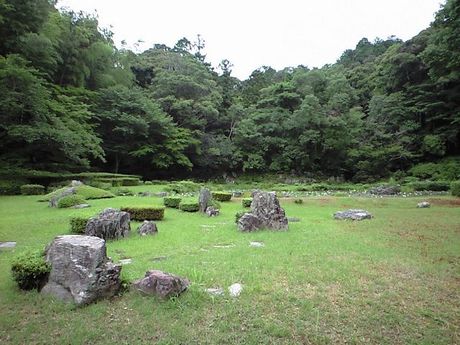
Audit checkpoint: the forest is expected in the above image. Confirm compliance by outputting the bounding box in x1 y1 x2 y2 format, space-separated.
0 0 459 182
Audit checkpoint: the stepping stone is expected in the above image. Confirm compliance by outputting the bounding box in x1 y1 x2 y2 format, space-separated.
72 204 90 209
205 287 224 296
213 244 235 249
249 241 264 247
119 258 132 265
288 217 300 222
0 241 16 249
228 283 243 297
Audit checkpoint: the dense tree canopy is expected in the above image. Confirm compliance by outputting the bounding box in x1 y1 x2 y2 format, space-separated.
0 0 458 181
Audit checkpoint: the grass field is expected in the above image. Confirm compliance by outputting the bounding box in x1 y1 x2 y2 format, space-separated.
0 185 459 344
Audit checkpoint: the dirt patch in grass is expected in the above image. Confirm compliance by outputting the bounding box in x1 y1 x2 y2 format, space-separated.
428 198 460 207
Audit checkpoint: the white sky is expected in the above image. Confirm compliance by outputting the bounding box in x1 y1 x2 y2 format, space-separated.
57 0 443 80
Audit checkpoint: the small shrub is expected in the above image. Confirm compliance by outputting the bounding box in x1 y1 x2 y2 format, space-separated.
294 198 303 204
69 216 89 234
42 185 114 201
11 250 50 290
451 181 460 197
212 191 232 202
144 181 153 185
57 195 86 208
179 202 200 212
121 206 165 221
20 184 45 195
242 198 252 207
0 179 26 195
407 181 450 191
163 197 182 208
165 180 201 193
235 211 246 223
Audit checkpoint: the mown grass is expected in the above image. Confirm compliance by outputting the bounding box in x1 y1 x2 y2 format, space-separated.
0 187 459 344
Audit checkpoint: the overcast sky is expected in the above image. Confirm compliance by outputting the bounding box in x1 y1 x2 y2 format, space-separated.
57 0 443 80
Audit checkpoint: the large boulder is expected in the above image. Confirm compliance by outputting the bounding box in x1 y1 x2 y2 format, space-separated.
137 221 158 236
238 191 288 232
41 235 121 305
49 187 76 208
85 208 130 240
199 188 212 213
334 209 372 221
368 185 400 195
132 270 189 298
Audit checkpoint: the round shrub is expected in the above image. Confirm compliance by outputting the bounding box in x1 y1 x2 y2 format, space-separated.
57 195 86 208
69 216 90 234
163 197 182 208
20 184 45 195
144 181 153 185
294 198 303 204
121 206 165 221
242 198 252 208
212 191 232 202
11 250 50 290
179 202 199 212
451 181 460 197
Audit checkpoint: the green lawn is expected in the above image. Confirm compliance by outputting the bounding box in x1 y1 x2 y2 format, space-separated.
0 189 459 344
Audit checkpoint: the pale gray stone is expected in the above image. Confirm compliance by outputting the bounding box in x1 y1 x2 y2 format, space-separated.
249 241 264 247
228 283 243 297
205 206 219 217
417 201 430 208
70 180 83 187
0 241 16 248
205 287 224 296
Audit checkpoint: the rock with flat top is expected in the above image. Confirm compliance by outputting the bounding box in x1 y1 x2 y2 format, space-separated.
41 235 121 305
205 206 220 217
334 209 372 221
132 270 189 298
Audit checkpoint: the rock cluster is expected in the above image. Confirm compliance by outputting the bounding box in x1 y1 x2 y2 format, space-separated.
238 191 288 232
41 235 121 305
85 208 130 240
334 209 372 220
132 270 189 298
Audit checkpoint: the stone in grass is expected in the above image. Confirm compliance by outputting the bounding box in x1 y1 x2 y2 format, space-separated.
228 283 243 297
205 206 220 217
334 209 372 221
205 287 224 296
85 208 130 240
0 241 16 249
288 217 300 223
417 201 430 208
137 220 158 236
72 203 90 209
132 270 189 298
41 235 121 305
249 241 264 247
119 258 132 265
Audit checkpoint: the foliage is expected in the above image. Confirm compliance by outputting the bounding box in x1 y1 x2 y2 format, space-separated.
235 211 246 223
178 201 200 212
451 181 460 197
406 181 450 192
165 181 201 193
242 198 252 207
294 198 304 204
0 179 27 195
10 250 50 290
409 158 460 181
120 206 165 221
41 185 114 201
211 192 232 202
163 197 182 208
69 216 89 234
57 194 86 208
20 184 45 195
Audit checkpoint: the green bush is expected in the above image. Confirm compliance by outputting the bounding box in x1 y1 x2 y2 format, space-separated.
114 188 135 196
294 198 303 204
69 216 89 234
407 181 450 191
179 202 200 212
451 181 460 197
235 211 246 223
121 206 165 220
212 191 232 202
20 184 45 195
57 195 86 208
93 177 140 186
144 181 153 185
0 179 26 195
165 180 201 193
242 198 252 207
11 250 50 290
409 158 460 181
163 197 182 208
208 199 221 209
41 185 114 201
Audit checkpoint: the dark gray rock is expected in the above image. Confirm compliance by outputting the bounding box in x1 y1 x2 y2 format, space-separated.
49 187 76 207
199 188 212 213
368 185 400 195
417 201 430 208
41 235 121 305
85 208 130 240
132 270 189 298
205 206 220 217
137 221 158 236
334 209 372 221
238 191 288 232
232 191 243 197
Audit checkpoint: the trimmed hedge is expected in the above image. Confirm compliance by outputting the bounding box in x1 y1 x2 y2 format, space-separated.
294 198 304 204
407 181 450 191
212 191 232 202
121 206 165 221
20 184 45 195
11 250 50 290
451 181 460 197
57 195 86 208
179 202 200 212
0 179 26 195
242 198 252 207
70 216 90 234
163 196 182 208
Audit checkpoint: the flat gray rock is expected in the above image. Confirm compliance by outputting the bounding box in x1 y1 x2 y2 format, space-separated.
0 241 16 248
288 217 300 222
205 287 224 296
249 241 264 247
137 221 158 236
334 209 372 221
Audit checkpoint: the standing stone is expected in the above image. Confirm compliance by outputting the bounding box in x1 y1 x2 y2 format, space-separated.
41 235 121 305
132 270 189 298
205 206 220 217
334 209 372 220
49 187 76 207
238 191 288 232
137 221 158 236
199 188 212 213
85 208 130 240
